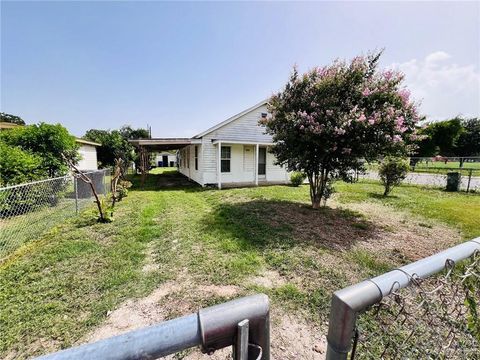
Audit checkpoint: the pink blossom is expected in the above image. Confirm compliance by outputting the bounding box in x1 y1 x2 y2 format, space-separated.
398 89 410 104
368 118 375 125
393 135 402 143
335 127 346 135
362 88 371 96
358 114 366 122
342 148 352 155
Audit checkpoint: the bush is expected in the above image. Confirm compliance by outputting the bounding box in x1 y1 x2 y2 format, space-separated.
290 172 306 187
0 141 47 186
0 122 78 177
379 157 409 196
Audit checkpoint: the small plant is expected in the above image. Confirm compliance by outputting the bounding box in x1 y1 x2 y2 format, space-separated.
379 157 409 196
290 172 306 187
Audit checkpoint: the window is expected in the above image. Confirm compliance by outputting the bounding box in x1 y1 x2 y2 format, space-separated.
221 146 231 173
194 146 198 170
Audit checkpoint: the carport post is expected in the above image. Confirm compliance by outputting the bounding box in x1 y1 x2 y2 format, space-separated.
218 141 222 189
255 143 259 186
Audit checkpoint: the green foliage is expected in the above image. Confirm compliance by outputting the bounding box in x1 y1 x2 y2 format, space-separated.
263 51 420 208
83 125 149 169
117 180 132 201
0 141 47 186
414 117 479 158
0 112 25 125
290 171 306 187
378 157 409 196
0 123 78 177
456 118 480 158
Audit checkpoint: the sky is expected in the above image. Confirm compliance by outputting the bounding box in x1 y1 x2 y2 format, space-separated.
1 1 479 138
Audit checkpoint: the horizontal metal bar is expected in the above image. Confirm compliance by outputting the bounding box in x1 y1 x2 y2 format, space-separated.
35 294 270 360
36 314 201 360
326 237 480 360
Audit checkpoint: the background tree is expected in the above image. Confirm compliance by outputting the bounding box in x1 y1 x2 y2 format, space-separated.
455 118 480 166
262 52 421 208
0 123 78 177
0 112 26 125
83 125 150 169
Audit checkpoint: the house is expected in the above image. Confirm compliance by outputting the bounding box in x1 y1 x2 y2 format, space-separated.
130 100 290 188
75 138 101 171
154 152 177 167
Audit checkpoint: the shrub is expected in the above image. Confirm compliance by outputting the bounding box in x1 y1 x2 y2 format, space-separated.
0 141 47 186
290 172 306 187
0 122 78 177
379 157 409 196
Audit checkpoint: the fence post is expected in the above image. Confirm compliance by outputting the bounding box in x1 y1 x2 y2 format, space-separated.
466 169 472 193
74 175 79 215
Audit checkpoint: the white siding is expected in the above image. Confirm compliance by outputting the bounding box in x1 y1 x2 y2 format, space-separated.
178 144 203 185
77 144 98 170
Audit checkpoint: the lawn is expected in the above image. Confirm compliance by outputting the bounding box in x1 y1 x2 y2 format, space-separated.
1 170 479 359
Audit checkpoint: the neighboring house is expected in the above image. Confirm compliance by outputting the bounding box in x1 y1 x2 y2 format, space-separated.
75 138 101 171
130 100 289 188
0 122 20 131
154 152 177 167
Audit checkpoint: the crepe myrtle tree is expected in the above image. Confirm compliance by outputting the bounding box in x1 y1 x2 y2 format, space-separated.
261 52 422 208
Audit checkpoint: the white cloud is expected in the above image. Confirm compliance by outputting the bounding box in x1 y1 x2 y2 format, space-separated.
389 51 480 120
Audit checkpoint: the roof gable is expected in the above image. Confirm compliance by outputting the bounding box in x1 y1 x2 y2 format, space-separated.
193 99 268 138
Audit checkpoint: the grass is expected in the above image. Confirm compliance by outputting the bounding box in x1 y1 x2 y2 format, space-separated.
1 170 479 358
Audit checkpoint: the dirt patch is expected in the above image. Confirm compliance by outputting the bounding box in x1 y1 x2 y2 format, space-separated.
255 200 380 251
142 244 158 273
85 281 180 342
343 201 462 261
197 284 240 297
247 269 288 289
85 281 326 360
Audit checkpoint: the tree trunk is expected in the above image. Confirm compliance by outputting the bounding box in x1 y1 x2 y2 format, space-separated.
383 184 390 196
308 169 327 209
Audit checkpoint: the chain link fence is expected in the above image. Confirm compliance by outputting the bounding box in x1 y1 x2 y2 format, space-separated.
362 168 480 192
0 169 111 261
354 252 480 359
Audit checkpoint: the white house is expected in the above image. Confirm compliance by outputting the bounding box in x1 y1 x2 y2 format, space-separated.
75 138 101 171
130 100 290 188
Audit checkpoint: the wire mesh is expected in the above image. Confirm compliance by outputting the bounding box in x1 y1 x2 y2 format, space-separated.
362 168 480 192
0 169 111 261
354 252 480 359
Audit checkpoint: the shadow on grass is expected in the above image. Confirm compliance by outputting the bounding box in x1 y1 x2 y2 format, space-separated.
127 171 202 192
202 199 382 252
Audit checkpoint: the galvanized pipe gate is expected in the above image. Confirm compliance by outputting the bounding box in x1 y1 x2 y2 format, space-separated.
325 237 480 360
36 294 270 360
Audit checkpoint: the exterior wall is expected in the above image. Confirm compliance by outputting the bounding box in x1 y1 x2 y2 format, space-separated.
179 103 288 187
77 144 98 171
178 144 203 185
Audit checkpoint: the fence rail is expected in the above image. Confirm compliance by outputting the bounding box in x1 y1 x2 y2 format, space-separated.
326 237 480 359
0 169 111 261
35 294 270 360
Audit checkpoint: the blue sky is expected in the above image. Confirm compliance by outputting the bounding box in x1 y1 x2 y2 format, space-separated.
1 1 479 137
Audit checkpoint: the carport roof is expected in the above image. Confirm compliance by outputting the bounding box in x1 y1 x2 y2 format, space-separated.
129 138 200 151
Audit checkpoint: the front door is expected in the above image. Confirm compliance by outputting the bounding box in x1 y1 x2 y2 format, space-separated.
162 155 169 167
258 147 266 178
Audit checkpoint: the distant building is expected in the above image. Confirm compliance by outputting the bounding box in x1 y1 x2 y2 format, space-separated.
75 138 101 171
154 152 177 167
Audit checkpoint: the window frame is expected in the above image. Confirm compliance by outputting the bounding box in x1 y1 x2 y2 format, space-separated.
220 146 231 173
194 146 199 171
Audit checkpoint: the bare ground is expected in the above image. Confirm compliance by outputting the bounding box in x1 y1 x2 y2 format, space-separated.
84 271 326 359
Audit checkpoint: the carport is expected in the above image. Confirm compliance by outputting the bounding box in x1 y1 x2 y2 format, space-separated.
129 138 200 184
